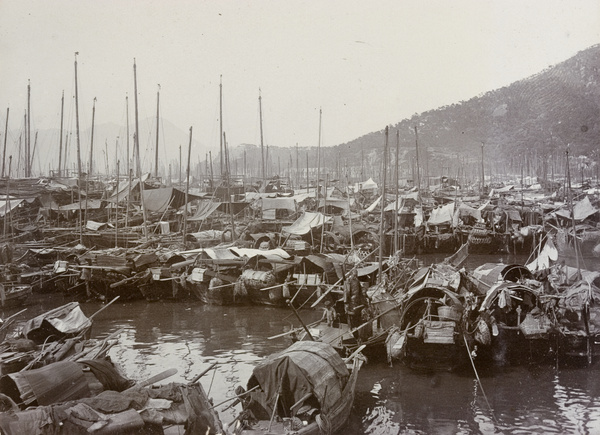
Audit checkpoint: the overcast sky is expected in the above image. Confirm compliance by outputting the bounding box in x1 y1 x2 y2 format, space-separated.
1 0 599 170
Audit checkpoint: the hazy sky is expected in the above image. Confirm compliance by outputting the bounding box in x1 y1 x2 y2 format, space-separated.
1 0 599 170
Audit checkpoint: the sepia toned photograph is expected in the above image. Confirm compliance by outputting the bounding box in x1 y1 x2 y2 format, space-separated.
0 1 599 433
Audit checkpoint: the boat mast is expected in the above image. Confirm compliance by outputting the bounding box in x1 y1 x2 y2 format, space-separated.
394 129 400 254
155 84 160 178
259 89 265 186
74 53 83 244
183 127 192 248
115 159 119 248
2 107 8 178
480 141 485 195
126 95 130 179
223 132 236 238
565 145 581 277
220 77 224 178
3 156 11 238
414 125 420 192
133 59 148 239
317 108 321 200
26 80 31 177
379 126 389 283
58 93 64 177
209 150 214 190
89 97 96 176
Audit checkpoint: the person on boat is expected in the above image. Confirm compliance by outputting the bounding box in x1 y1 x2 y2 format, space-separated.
282 272 293 299
321 298 338 327
344 270 365 333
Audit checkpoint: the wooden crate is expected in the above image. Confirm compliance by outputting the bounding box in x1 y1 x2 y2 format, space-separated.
423 320 455 344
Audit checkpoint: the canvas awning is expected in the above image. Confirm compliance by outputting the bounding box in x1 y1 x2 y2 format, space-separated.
261 197 296 214
0 198 24 217
142 187 203 213
555 196 598 222
428 202 455 226
282 212 332 235
188 200 222 221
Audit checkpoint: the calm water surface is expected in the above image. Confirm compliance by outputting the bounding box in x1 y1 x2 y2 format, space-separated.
4 253 600 434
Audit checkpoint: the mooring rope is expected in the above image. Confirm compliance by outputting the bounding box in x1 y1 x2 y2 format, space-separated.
463 334 497 424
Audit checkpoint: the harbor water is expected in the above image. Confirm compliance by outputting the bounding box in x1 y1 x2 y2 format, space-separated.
4 253 600 434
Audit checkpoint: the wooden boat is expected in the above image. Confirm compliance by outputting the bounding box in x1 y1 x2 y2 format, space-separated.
0 370 223 435
381 262 479 370
475 278 555 366
0 282 31 309
235 341 364 435
556 272 600 364
0 299 119 375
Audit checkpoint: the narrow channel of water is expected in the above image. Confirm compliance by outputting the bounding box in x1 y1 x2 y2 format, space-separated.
3 252 600 434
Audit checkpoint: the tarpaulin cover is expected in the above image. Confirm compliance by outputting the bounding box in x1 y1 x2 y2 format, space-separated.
261 197 296 213
22 302 92 343
282 212 332 235
247 341 349 419
58 199 104 211
365 195 382 213
354 178 378 191
105 179 140 203
142 187 203 213
573 196 597 221
526 238 558 271
319 198 354 211
188 200 222 221
554 196 598 221
230 247 291 260
428 203 455 225
1 361 89 406
0 198 23 217
452 203 482 227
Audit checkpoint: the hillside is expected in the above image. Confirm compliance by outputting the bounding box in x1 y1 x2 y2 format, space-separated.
231 44 600 184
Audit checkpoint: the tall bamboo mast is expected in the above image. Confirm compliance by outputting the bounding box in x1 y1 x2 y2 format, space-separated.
126 95 130 178
2 107 8 178
183 127 192 248
26 80 31 177
155 84 160 178
89 97 96 176
414 125 420 192
219 77 224 177
259 89 265 185
115 159 119 248
317 108 321 198
223 132 235 238
58 93 64 177
378 126 389 283
394 129 400 253
74 53 83 244
565 145 581 276
133 59 148 239
480 141 485 194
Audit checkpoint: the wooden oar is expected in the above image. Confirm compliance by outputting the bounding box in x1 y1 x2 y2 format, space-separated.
88 295 120 320
209 385 260 410
343 344 366 363
259 280 297 292
189 362 218 384
125 368 178 392
267 319 323 340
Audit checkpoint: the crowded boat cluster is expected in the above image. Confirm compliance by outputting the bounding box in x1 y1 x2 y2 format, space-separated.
0 165 599 433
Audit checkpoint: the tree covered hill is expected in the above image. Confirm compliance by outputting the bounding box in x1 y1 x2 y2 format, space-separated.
234 44 599 184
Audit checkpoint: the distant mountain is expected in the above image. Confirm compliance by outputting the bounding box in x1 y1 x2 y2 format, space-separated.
229 44 600 184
